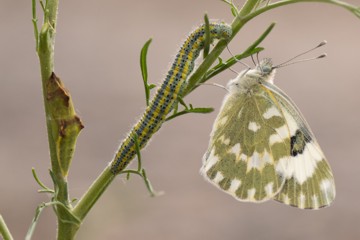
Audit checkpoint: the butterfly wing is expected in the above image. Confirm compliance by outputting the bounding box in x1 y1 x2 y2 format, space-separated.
202 78 335 209
262 81 336 209
201 84 290 202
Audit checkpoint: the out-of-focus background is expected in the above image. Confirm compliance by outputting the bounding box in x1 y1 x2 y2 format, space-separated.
1 0 360 239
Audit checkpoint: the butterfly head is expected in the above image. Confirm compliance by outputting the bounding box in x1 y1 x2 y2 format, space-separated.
257 58 274 75
226 58 276 93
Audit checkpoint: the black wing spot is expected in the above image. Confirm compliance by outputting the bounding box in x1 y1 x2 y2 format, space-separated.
290 129 311 156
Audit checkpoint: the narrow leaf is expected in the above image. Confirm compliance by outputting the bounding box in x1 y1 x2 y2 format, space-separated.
203 14 211 58
204 47 264 81
166 107 214 121
177 97 189 110
140 38 153 106
231 7 238 17
32 168 54 193
149 84 156 90
352 7 360 19
221 0 239 16
189 107 214 113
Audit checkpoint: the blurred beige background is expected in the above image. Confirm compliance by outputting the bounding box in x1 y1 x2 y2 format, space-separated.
1 0 360 239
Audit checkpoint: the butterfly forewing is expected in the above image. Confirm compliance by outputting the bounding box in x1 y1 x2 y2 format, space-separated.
201 83 293 202
263 82 336 209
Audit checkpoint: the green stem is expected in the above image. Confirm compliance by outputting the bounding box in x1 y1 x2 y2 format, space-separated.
243 0 359 21
238 0 261 15
38 0 61 181
36 0 78 239
31 0 39 51
72 167 115 221
0 215 13 240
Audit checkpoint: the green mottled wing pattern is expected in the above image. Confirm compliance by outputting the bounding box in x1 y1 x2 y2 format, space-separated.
263 82 335 209
201 83 290 202
202 75 335 209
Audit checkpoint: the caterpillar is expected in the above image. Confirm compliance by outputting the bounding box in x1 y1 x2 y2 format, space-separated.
111 22 232 174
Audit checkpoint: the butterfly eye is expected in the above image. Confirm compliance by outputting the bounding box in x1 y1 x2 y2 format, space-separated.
260 66 272 74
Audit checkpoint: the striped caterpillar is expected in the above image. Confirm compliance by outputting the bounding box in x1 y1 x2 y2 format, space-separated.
111 22 232 174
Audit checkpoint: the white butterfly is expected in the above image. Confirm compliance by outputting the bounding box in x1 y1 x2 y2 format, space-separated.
201 58 335 209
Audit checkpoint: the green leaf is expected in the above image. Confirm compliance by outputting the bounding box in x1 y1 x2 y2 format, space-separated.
188 107 214 113
352 7 360 18
149 84 156 89
221 0 239 16
32 168 54 193
203 14 211 58
177 97 189 110
231 7 238 17
140 38 153 106
204 47 263 81
210 57 224 71
39 0 46 12
165 107 214 121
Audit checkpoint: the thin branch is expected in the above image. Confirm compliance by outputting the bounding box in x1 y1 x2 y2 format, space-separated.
0 215 13 240
31 0 39 52
140 38 153 106
243 0 360 22
32 168 55 193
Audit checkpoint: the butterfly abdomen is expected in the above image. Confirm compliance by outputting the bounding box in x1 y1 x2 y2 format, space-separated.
111 23 232 174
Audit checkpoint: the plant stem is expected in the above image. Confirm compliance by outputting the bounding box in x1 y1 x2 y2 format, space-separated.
36 0 78 239
38 1 60 177
31 0 39 51
238 0 261 15
243 0 360 21
72 167 115 221
0 215 13 240
57 221 78 240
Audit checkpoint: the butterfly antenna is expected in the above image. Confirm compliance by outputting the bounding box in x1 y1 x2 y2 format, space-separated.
274 53 327 69
256 52 260 65
228 67 240 75
250 54 256 66
275 40 327 68
226 45 251 68
200 82 229 92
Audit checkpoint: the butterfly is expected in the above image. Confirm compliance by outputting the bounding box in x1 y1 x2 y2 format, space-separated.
201 58 335 209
